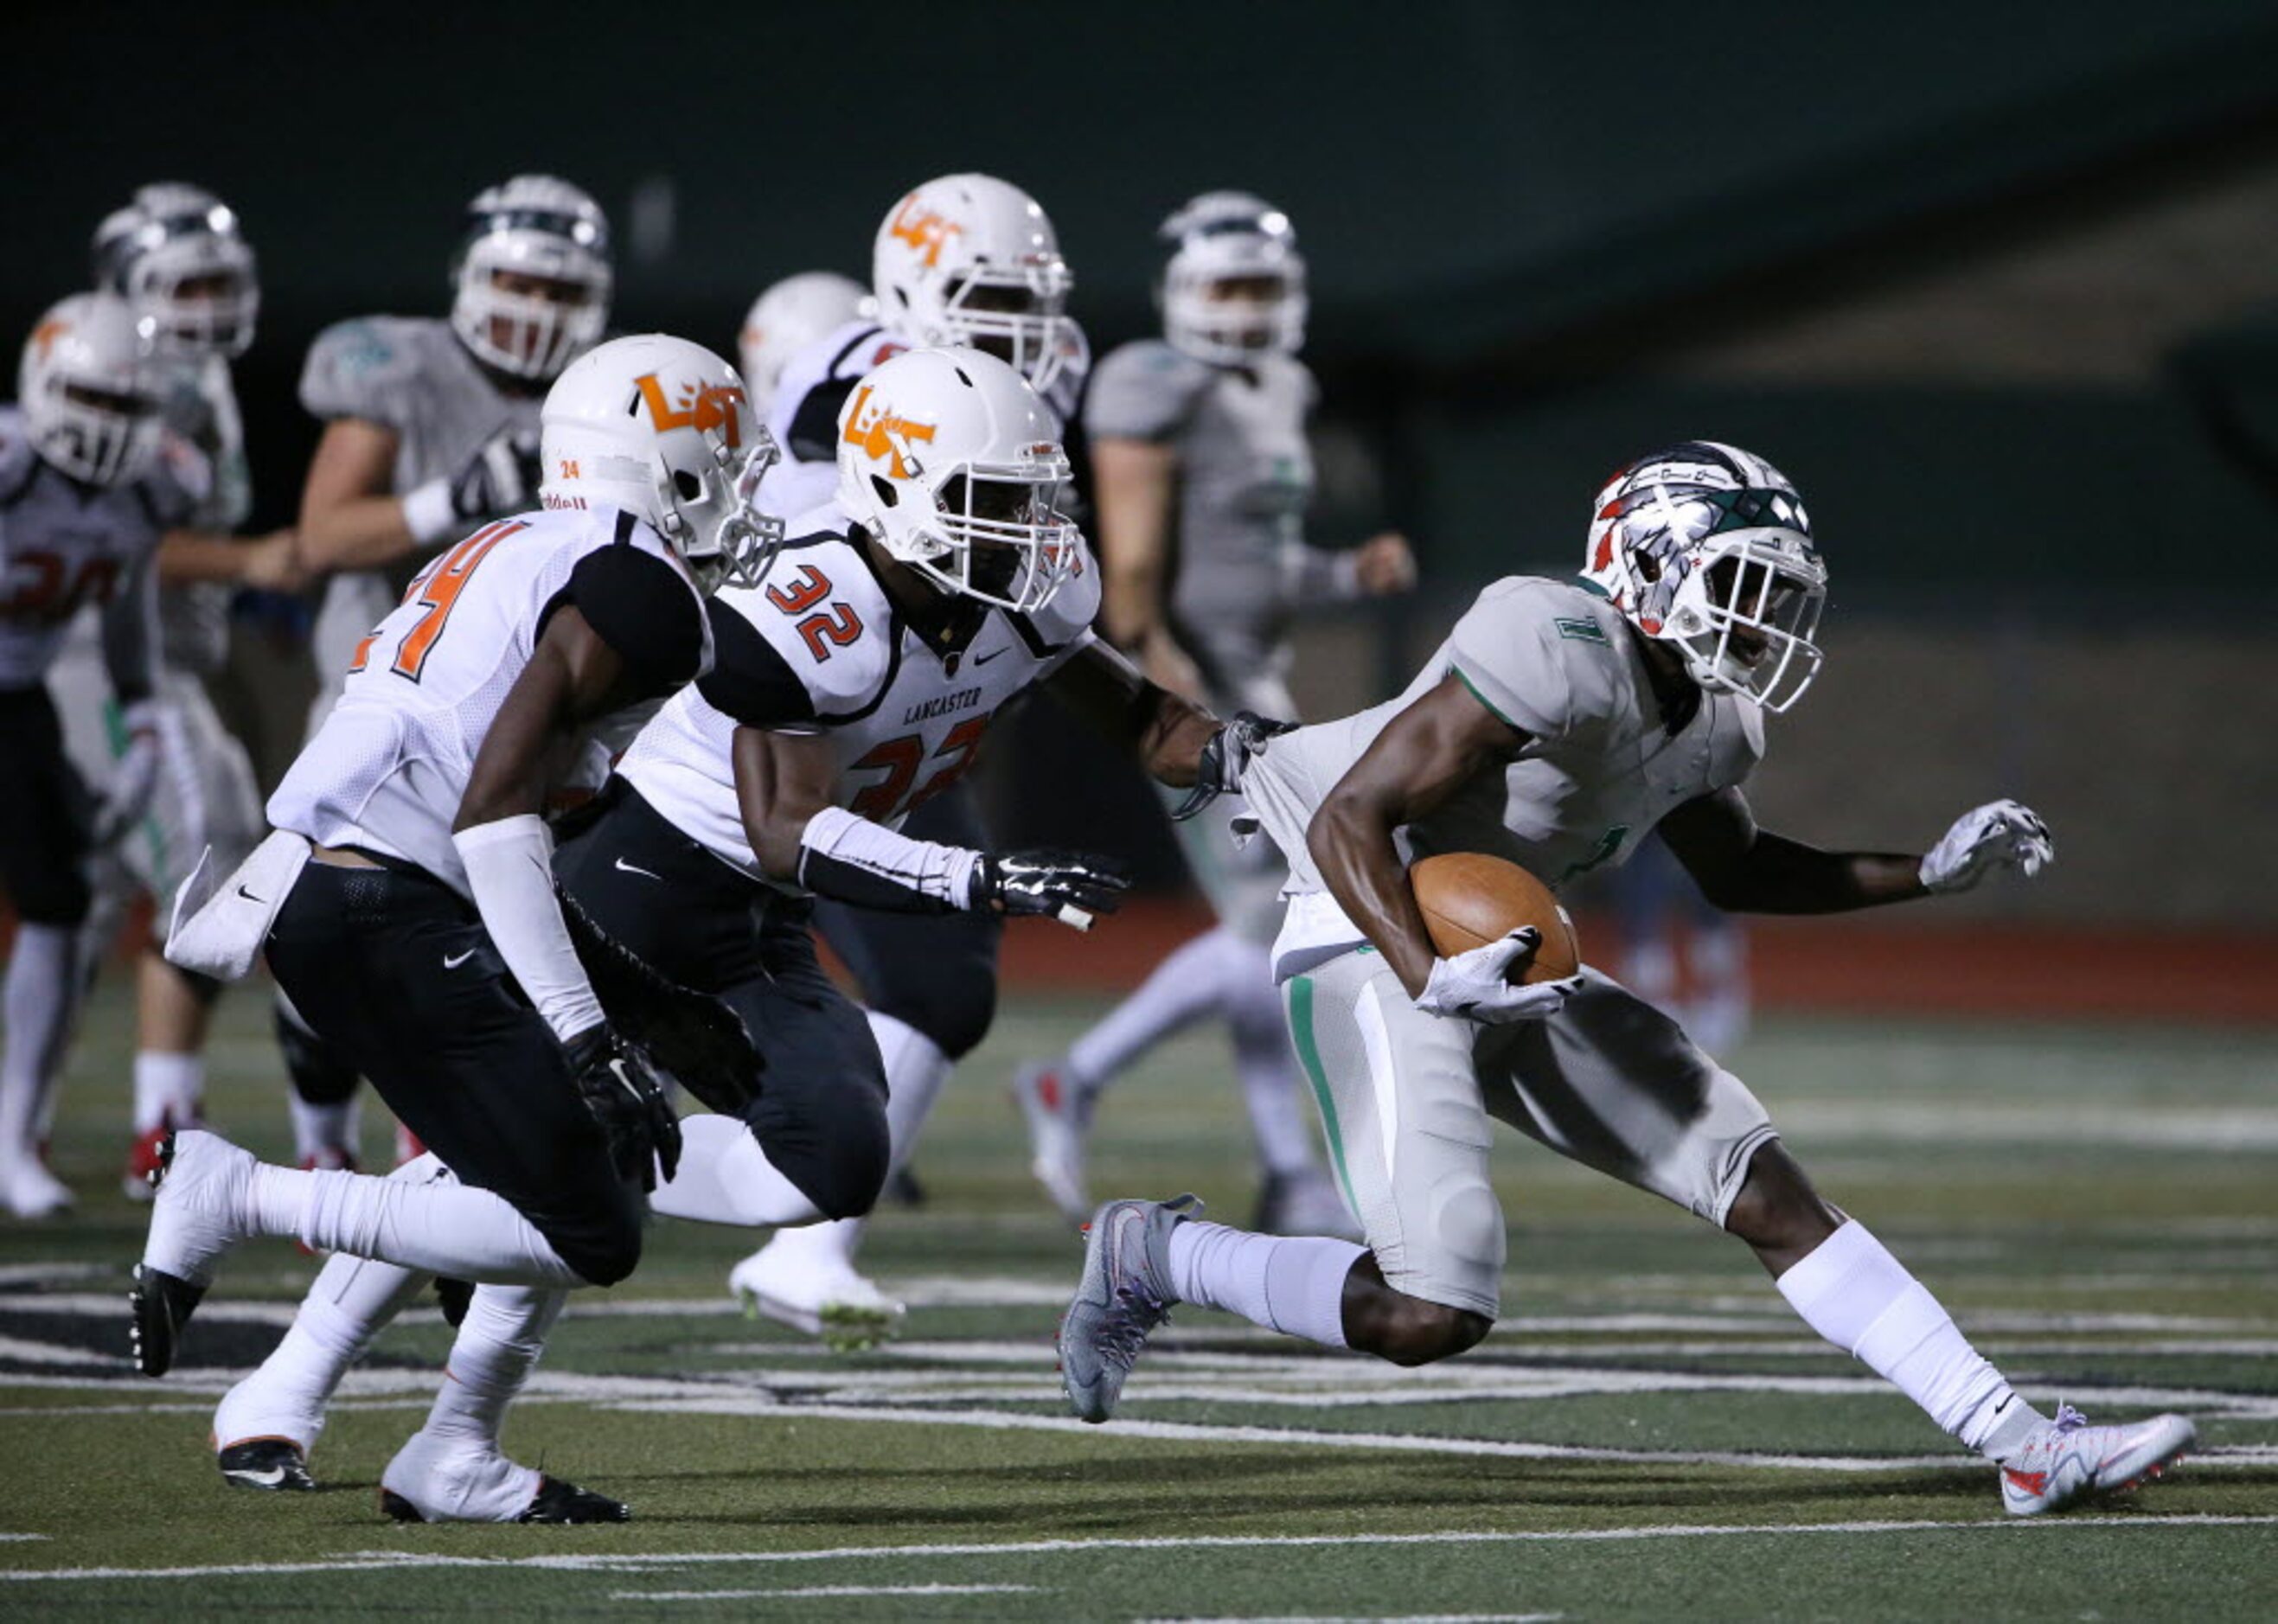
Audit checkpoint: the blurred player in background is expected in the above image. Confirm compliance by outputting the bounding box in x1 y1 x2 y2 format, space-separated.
279 176 612 1172
738 272 871 414
1058 441 2196 1518
1607 832 1750 1054
0 296 191 1216
728 175 1091 1340
48 185 304 1200
1015 193 1413 1236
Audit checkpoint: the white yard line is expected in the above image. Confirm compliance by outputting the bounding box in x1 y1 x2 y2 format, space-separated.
6 1518 2277 1585
617 1583 1042 1602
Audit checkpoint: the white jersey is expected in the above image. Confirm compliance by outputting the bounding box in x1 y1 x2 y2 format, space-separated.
760 320 1090 521
268 504 713 898
298 316 543 694
1244 575 1765 980
619 502 1101 883
0 405 198 691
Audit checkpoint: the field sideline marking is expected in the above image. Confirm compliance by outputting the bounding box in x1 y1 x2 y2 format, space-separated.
5 1517 2277 1584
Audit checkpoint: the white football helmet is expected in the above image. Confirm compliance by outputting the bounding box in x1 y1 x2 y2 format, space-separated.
1161 190 1308 364
17 293 159 486
451 176 612 382
1582 441 1827 713
872 175 1072 394
540 335 781 595
91 182 259 360
739 272 873 407
835 346 1078 615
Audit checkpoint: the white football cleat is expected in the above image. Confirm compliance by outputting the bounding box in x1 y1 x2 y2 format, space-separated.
0 1149 75 1219
1012 1060 1092 1225
380 1427 626 1524
131 1128 256 1375
729 1236 905 1352
2000 1403 2195 1516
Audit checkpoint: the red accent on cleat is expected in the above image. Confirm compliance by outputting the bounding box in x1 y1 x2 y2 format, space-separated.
1038 1071 1063 1112
2002 1467 2049 1497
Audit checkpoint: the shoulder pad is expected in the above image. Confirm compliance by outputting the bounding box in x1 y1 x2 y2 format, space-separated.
1084 340 1212 441
298 316 429 422
1446 577 1629 743
721 534 894 720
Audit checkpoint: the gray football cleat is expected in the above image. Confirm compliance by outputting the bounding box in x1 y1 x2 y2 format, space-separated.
2000 1403 2195 1516
1058 1193 1200 1423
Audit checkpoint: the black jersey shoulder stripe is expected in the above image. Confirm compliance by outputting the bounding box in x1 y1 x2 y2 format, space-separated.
612 508 639 547
786 376 861 466
698 597 816 727
828 323 887 377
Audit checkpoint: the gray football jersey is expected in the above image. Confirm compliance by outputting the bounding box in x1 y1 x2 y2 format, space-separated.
298 316 540 689
151 354 250 674
1245 576 1764 975
1085 339 1315 712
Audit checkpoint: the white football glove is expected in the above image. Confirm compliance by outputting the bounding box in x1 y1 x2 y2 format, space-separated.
90 699 163 850
1919 799 2054 894
1415 926 1584 1024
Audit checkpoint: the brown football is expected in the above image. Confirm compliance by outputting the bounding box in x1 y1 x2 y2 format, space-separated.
1409 852 1582 983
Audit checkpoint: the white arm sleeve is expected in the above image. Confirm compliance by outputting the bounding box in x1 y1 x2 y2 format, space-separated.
452 814 606 1044
796 804 986 912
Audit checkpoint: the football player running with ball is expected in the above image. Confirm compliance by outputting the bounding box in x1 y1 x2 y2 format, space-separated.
134 334 778 1522
1058 442 2194 1517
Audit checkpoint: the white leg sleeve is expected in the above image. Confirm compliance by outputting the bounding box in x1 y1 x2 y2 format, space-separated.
0 923 80 1157
1167 1218 1361 1349
249 1162 586 1287
1221 934 1321 1178
1065 930 1227 1091
651 1114 824 1229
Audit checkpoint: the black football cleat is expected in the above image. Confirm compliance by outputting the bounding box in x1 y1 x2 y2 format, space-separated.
129 1263 205 1378
378 1474 630 1525
218 1437 316 1493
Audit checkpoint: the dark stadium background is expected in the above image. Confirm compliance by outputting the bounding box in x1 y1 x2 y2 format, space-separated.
6 0 2275 1011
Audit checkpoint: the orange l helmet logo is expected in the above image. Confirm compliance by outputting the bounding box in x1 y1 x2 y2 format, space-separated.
29 319 69 361
841 383 937 479
887 195 965 270
634 374 746 448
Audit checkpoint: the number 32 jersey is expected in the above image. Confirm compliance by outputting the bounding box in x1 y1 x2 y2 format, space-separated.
268 504 713 898
618 503 1101 884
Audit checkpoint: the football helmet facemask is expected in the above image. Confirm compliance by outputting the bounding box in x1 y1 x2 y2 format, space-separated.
1160 190 1308 364
451 175 613 382
739 271 873 408
91 182 259 360
539 334 781 596
1582 441 1827 713
872 175 1073 395
18 292 160 486
835 346 1079 616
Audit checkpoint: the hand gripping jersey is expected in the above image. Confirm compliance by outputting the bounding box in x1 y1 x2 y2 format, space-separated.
1083 339 1315 715
298 316 544 696
760 320 1091 521
0 404 197 690
267 504 711 897
618 504 1101 881
1243 575 1765 980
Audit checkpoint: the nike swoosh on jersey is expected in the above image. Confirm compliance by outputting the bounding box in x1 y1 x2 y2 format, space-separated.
973 647 1009 666
235 885 265 904
613 857 662 880
443 949 477 969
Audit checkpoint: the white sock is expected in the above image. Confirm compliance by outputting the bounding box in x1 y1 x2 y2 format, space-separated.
218 1250 432 1450
1066 929 1229 1092
288 1095 361 1165
1221 939 1321 1178
652 1114 824 1229
133 1052 204 1134
423 1285 566 1452
1165 1218 1360 1349
248 1161 585 1287
0 923 80 1159
1776 1219 2042 1459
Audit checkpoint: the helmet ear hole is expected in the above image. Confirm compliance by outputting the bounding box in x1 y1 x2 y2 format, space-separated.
1636 552 1662 585
672 470 702 502
871 474 898 508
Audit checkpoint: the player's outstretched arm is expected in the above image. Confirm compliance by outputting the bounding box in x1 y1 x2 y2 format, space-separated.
295 418 419 572
1092 437 1201 694
1661 787 1932 914
732 727 1126 926
1311 675 1530 1000
1043 641 1222 787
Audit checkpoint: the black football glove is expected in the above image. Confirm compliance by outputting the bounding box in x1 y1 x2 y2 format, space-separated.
446 423 542 526
563 1025 681 1193
972 848 1130 926
554 878 764 1116
1169 711 1296 822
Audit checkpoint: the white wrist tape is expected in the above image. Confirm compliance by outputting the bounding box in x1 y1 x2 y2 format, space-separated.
797 804 986 911
453 814 605 1044
401 479 459 547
